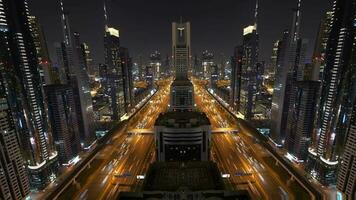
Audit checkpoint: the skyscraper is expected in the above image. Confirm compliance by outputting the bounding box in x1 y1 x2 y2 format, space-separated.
285 81 320 161
81 42 95 78
307 0 356 185
201 50 214 80
270 0 308 146
103 5 133 119
1 0 59 189
28 15 52 85
170 20 194 110
337 103 356 200
45 85 81 164
230 46 243 111
172 21 191 80
119 47 134 113
311 11 333 81
239 0 259 120
58 0 96 149
149 51 161 80
0 9 30 197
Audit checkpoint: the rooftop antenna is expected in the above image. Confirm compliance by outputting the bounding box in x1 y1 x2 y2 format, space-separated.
104 0 108 30
254 0 259 32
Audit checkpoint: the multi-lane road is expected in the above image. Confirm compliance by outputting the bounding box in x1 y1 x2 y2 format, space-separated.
58 77 312 200
57 79 171 200
192 78 309 200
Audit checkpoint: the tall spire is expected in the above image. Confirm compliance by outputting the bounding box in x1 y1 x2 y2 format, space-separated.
291 0 302 41
254 0 259 32
104 0 108 31
60 0 72 46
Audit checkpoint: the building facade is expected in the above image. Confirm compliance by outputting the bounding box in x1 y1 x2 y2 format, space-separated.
45 85 81 164
155 112 211 162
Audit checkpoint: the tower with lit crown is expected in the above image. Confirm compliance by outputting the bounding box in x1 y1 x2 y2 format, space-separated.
170 20 194 110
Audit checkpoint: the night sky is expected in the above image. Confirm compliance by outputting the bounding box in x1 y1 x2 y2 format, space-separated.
29 0 331 66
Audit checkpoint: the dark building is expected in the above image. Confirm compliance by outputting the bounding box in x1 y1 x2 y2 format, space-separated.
285 81 320 161
311 11 333 81
57 1 96 149
1 0 59 189
155 111 211 162
45 85 81 164
81 42 95 78
28 15 53 85
307 0 356 185
0 25 31 199
337 103 356 200
240 25 258 120
230 46 243 111
149 50 161 79
118 162 250 200
119 47 134 113
201 50 214 80
270 0 308 146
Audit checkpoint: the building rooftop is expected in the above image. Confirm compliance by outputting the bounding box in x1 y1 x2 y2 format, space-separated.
117 190 250 200
155 111 210 128
171 79 193 86
142 161 224 191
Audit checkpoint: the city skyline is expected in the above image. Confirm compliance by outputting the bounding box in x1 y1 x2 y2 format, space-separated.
0 0 355 199
29 0 331 64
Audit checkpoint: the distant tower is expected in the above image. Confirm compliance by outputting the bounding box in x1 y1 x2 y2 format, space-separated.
170 20 194 110
58 0 96 149
239 0 259 119
270 0 308 146
172 21 191 80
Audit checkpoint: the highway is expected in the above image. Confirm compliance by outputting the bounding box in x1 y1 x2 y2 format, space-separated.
57 79 171 200
57 77 314 200
192 78 308 200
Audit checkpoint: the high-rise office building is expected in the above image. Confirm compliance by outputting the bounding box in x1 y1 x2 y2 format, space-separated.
28 15 53 85
311 11 333 81
239 0 259 120
172 21 191 80
230 46 243 111
81 42 96 78
58 0 96 149
119 47 134 113
0 14 31 198
307 0 356 185
149 51 161 80
103 5 133 119
270 0 308 146
1 0 59 189
267 40 281 77
201 50 214 79
285 81 320 161
170 20 194 110
104 26 122 120
337 103 356 200
45 85 81 164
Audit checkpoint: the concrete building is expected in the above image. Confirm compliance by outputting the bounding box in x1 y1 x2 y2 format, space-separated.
154 111 211 162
